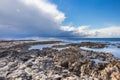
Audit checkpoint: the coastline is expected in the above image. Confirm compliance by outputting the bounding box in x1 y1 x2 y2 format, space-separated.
0 40 120 80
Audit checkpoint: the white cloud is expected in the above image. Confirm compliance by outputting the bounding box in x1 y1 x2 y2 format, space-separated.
61 26 75 31
21 0 65 23
0 0 65 37
61 26 120 38
92 26 120 37
0 0 120 38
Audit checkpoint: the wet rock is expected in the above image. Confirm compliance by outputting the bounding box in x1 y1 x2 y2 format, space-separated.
0 77 6 80
0 52 8 58
80 42 106 48
20 56 32 62
95 63 107 70
117 45 120 48
67 42 106 48
18 73 32 80
54 77 62 80
0 40 119 80
26 62 33 67
61 61 69 69
25 67 33 75
0 61 7 68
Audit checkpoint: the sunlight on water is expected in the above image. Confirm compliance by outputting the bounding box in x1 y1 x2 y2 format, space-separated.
92 59 107 64
80 45 120 58
29 42 69 50
29 44 54 50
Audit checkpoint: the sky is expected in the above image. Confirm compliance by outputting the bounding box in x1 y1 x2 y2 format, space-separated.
0 0 120 39
50 0 120 28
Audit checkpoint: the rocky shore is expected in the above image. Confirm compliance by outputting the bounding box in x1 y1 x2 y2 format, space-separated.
0 40 120 80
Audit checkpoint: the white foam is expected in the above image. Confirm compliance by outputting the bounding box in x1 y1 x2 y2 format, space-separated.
80 45 120 58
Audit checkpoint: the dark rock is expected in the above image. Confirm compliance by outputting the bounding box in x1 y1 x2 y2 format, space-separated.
20 56 32 62
61 61 69 69
54 77 62 80
95 63 107 70
26 62 33 67
0 40 119 80
0 77 6 80
0 52 8 58
80 42 106 48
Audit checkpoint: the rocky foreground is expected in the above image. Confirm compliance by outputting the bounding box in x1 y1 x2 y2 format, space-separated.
0 40 120 80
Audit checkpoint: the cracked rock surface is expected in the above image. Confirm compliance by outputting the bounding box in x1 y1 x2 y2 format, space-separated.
0 40 119 80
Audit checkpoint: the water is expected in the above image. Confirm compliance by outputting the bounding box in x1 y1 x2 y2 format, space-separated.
60 37 120 42
80 45 120 58
54 47 69 51
30 38 120 58
92 59 107 64
29 44 55 50
29 42 69 50
65 38 120 58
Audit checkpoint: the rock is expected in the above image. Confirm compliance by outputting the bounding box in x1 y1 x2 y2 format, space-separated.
0 52 8 58
80 42 106 48
25 67 33 74
111 72 120 80
61 61 69 69
0 61 7 68
8 62 18 68
117 45 120 48
54 77 61 80
0 40 119 80
18 73 32 80
20 56 32 62
26 62 33 67
95 63 107 70
0 77 6 80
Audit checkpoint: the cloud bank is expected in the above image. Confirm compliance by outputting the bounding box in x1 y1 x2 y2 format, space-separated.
61 26 120 38
0 0 120 38
0 0 65 37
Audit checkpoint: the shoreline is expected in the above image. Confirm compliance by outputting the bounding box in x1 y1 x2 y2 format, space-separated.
0 40 120 80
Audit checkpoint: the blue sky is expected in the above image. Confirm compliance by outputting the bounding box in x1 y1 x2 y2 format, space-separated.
0 0 120 39
50 0 120 29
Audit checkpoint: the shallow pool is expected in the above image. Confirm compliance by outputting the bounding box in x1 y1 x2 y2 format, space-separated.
80 45 120 58
29 42 69 50
92 59 107 64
